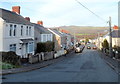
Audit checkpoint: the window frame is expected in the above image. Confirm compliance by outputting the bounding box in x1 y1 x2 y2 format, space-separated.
9 24 13 36
26 26 28 36
29 27 31 36
9 44 16 52
21 26 23 36
13 25 17 36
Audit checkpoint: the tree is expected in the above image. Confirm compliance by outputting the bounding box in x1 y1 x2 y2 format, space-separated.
85 38 89 44
102 39 109 49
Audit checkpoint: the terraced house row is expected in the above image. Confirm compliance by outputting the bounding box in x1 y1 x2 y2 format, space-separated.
0 6 74 58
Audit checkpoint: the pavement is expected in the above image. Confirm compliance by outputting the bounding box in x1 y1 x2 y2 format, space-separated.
1 51 74 75
99 51 120 75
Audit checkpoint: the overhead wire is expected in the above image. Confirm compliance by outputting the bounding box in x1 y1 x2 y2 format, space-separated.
75 0 108 23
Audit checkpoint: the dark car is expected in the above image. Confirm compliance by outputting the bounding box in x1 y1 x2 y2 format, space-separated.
87 46 91 49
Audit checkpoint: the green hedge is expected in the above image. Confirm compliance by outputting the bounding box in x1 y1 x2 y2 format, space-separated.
102 39 109 49
36 41 54 53
0 51 21 66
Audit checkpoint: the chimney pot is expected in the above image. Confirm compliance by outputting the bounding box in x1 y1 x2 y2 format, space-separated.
37 21 43 26
113 25 118 30
25 17 30 22
12 6 20 14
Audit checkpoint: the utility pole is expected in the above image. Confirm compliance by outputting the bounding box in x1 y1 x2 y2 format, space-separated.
109 16 113 58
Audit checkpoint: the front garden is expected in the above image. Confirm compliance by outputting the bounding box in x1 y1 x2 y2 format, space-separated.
0 51 21 69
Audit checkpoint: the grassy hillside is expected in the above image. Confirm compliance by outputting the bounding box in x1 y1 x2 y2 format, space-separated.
53 26 109 39
57 26 109 34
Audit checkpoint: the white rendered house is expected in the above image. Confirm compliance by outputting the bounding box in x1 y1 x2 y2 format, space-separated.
34 23 53 51
0 6 34 58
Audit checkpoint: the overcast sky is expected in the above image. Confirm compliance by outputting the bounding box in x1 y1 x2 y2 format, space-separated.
0 0 119 27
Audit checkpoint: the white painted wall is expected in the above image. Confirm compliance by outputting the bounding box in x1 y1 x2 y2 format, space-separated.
34 27 53 52
98 36 120 48
1 21 34 58
0 17 4 51
105 36 120 47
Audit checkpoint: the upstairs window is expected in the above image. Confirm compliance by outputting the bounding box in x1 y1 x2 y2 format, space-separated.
26 26 28 36
13 25 16 36
9 24 13 36
21 26 23 36
29 27 31 36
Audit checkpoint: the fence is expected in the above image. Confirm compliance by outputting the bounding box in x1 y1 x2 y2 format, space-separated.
54 50 65 58
102 48 120 59
29 51 54 64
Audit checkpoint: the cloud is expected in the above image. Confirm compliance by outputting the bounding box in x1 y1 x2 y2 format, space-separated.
0 0 118 27
0 0 119 3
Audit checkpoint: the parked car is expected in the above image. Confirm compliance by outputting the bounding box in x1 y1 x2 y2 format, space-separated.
80 45 85 51
92 47 97 50
87 46 91 49
75 47 81 53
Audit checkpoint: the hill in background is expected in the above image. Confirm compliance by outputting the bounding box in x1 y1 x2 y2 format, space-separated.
53 26 109 40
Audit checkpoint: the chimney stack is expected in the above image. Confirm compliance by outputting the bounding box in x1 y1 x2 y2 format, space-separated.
113 25 118 30
12 6 20 14
37 21 43 26
25 17 30 22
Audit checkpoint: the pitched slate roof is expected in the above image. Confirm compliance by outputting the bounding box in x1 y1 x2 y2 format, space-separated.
103 30 120 38
112 30 120 38
0 8 32 25
33 23 52 34
49 29 66 37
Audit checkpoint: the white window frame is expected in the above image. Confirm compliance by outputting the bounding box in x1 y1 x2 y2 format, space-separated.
21 26 23 36
9 24 13 36
13 25 17 36
26 26 28 36
9 44 16 52
29 27 31 36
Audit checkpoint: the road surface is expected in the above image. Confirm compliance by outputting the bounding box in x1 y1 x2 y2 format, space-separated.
2 44 118 82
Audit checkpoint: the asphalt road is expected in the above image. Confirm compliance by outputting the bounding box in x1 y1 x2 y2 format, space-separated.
2 44 118 82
